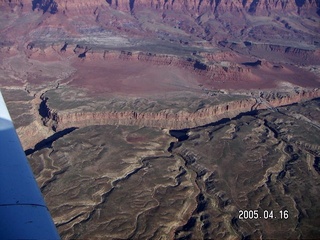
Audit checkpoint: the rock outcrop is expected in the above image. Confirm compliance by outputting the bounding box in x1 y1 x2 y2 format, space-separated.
220 41 320 65
261 89 320 106
42 89 320 130
49 98 255 130
1 0 319 15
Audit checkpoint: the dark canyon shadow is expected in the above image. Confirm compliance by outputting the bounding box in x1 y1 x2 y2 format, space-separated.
25 127 78 156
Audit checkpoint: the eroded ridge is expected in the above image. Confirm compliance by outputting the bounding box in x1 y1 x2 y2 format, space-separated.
170 99 320 239
1 1 319 238
28 125 199 239
26 99 320 239
41 88 320 130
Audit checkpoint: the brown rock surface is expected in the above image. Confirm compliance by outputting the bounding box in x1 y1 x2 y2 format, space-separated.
41 89 320 130
25 99 320 239
0 0 320 239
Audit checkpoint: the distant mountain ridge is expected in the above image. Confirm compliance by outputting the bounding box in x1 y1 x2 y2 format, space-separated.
1 0 319 16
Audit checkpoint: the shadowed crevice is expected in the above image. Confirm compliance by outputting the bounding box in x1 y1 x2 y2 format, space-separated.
129 0 135 12
25 127 78 156
39 97 49 119
194 60 207 70
295 0 306 8
242 60 262 67
248 0 259 13
169 129 189 141
313 157 320 174
32 0 58 14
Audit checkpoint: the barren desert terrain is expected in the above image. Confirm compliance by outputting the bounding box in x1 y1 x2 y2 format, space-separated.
0 0 320 239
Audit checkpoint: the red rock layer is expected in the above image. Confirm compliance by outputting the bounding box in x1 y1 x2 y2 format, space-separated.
0 0 319 15
44 89 320 130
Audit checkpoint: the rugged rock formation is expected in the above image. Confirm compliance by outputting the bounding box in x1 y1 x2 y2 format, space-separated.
1 0 319 15
42 89 320 130
26 98 320 240
262 89 320 106
25 42 320 87
1 2 319 239
41 98 253 130
220 41 320 65
126 0 319 15
1 0 319 145
1 0 319 68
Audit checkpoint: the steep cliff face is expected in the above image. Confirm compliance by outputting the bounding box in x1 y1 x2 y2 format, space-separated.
98 50 252 81
46 98 255 130
42 89 320 130
23 43 255 84
262 89 320 106
220 41 320 65
1 0 319 61
0 0 319 15
101 0 319 15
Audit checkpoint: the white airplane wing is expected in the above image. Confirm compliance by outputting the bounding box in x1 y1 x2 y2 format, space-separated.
0 91 60 239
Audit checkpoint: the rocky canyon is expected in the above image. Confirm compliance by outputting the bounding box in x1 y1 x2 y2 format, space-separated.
0 0 320 239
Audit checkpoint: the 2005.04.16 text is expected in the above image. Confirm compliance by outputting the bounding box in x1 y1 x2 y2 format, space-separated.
238 210 289 220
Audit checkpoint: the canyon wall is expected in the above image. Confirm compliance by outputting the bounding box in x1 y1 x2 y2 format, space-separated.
260 89 320 106
43 89 320 131
1 0 319 15
48 98 256 130
219 41 320 65
24 42 318 83
120 0 320 15
20 44 255 83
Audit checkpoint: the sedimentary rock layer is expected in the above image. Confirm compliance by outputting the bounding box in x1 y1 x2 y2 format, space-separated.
1 0 319 15
43 89 320 130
